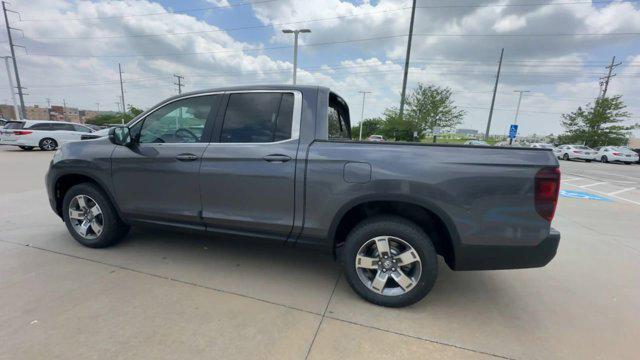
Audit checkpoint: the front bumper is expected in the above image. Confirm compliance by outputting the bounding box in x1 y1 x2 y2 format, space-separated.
452 228 560 271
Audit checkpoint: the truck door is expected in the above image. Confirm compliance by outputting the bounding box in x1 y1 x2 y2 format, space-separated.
199 91 301 240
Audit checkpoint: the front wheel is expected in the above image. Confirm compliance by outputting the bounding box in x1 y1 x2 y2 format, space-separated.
342 215 438 307
601 156 608 163
62 183 129 248
563 153 570 161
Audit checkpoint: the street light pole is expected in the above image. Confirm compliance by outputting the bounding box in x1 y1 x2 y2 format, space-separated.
358 91 371 140
510 90 529 145
282 29 311 85
398 0 417 120
1 56 19 120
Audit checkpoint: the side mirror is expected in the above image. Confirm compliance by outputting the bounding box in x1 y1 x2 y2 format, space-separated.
109 126 131 146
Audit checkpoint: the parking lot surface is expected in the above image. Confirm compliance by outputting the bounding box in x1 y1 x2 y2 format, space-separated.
1 146 639 359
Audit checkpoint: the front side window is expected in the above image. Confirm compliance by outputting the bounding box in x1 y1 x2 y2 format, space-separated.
139 95 219 143
220 92 295 143
50 123 76 131
73 124 92 133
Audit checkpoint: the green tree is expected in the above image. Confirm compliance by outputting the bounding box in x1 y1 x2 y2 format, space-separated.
86 105 145 126
352 117 385 139
560 96 636 147
379 108 422 141
406 84 465 134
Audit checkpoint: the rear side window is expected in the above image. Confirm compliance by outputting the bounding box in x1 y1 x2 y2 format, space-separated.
49 123 75 131
220 92 295 143
4 122 24 129
27 123 52 130
328 93 350 140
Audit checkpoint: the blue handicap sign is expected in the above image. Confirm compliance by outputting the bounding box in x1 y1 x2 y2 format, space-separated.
559 190 612 202
508 124 518 139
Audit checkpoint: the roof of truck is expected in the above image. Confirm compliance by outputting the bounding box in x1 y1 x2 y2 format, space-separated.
178 84 329 97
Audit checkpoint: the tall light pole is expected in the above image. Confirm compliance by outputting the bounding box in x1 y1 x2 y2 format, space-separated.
118 63 126 124
1 56 19 120
485 48 504 140
358 91 371 140
3 1 26 118
282 29 311 85
510 90 529 145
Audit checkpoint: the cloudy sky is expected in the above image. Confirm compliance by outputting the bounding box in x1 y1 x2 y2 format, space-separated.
1 0 639 136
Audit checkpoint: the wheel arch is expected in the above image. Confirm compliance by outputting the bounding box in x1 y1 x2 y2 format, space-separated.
329 194 460 268
53 171 122 220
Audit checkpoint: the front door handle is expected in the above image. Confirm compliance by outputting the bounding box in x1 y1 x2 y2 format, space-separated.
263 154 291 163
175 153 199 162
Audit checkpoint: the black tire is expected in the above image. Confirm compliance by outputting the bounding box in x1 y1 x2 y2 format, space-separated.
562 153 569 161
62 183 129 248
341 215 438 308
19 146 34 151
39 138 58 151
601 156 608 163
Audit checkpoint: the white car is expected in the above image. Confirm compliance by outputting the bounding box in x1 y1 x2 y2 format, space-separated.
464 140 489 146
530 143 554 149
367 134 385 142
555 144 597 162
596 146 639 164
0 120 94 151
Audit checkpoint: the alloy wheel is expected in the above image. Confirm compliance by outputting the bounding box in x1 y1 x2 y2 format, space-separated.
355 236 422 296
68 195 104 239
41 139 56 150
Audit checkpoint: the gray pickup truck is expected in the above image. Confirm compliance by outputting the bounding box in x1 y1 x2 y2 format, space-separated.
46 85 561 307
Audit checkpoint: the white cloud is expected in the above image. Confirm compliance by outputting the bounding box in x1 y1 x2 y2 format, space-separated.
492 15 527 32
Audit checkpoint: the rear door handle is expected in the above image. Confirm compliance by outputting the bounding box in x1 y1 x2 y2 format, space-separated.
263 154 291 163
175 153 199 162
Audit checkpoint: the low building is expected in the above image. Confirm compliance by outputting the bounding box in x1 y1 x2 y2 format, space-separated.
455 128 479 136
26 105 50 120
0 104 17 120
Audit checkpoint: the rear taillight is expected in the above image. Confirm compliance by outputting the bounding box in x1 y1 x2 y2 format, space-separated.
612 152 622 156
572 150 581 154
12 130 32 135
535 167 560 222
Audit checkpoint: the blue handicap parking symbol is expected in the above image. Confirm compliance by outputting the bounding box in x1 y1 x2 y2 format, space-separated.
559 190 612 202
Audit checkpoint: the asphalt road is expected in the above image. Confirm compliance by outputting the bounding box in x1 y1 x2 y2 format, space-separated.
1 146 639 359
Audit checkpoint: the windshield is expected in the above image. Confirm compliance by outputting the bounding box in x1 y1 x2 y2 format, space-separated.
574 145 590 150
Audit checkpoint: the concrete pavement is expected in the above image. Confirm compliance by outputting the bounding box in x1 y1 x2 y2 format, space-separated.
1 146 639 359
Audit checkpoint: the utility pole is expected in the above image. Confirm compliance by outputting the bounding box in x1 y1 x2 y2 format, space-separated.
398 0 417 120
599 56 621 99
45 98 51 108
485 48 504 140
95 102 100 112
173 74 184 94
62 98 67 121
3 1 26 118
357 91 372 140
1 56 19 120
282 29 311 85
118 63 126 123
510 90 529 145
114 101 121 114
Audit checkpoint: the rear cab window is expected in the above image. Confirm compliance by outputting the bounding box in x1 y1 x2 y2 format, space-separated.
4 121 25 130
328 92 351 140
219 92 296 143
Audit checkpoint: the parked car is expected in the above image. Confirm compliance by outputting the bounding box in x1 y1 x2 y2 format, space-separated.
464 139 489 146
555 144 597 162
596 146 639 164
46 85 561 307
367 134 385 142
530 143 554 149
0 120 95 151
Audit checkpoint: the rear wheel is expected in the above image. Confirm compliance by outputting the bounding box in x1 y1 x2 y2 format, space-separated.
39 138 58 151
601 156 608 163
342 215 438 307
18 146 34 151
563 153 569 161
62 183 129 248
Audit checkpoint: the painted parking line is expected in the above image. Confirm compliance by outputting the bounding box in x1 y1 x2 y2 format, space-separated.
607 187 636 196
560 190 612 201
563 182 640 206
578 182 607 188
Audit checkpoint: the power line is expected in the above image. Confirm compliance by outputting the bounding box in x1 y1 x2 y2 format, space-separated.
23 32 640 58
16 0 639 23
17 0 279 22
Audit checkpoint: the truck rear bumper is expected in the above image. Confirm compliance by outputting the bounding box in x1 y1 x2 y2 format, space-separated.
451 228 560 271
